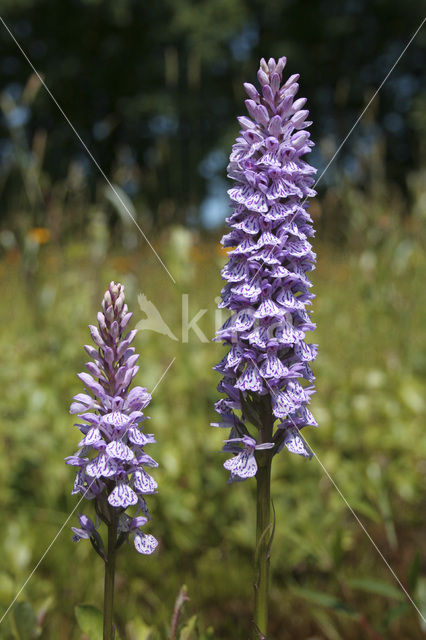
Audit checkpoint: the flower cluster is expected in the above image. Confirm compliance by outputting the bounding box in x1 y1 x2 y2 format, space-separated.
66 282 158 555
213 57 318 480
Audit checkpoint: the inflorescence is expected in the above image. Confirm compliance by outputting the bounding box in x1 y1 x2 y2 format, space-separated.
66 282 158 555
213 57 318 481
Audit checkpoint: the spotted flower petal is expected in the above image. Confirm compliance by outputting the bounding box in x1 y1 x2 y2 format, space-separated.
134 533 158 555
102 411 131 428
224 450 257 479
133 470 158 494
85 453 118 478
106 440 134 461
108 482 138 508
283 426 312 458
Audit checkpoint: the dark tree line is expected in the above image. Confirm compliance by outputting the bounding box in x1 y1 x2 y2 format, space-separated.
0 0 424 228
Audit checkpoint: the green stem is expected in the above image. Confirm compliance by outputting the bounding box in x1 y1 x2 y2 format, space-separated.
103 516 118 640
254 399 274 639
254 458 272 638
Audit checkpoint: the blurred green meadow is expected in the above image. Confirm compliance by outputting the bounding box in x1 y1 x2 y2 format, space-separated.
0 208 425 639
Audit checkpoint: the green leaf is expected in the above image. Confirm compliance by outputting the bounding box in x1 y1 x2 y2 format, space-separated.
384 602 411 626
311 609 344 640
415 577 426 631
290 586 357 616
179 615 198 640
126 618 156 640
408 551 422 592
11 602 38 640
75 604 103 640
331 528 344 568
349 499 381 523
347 578 404 601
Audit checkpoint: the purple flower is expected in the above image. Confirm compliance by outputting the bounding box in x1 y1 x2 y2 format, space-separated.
223 436 274 480
71 513 106 560
213 57 317 479
71 513 99 542
117 514 159 555
66 282 158 554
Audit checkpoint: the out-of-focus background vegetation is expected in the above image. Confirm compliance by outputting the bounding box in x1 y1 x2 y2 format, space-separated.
0 1 425 638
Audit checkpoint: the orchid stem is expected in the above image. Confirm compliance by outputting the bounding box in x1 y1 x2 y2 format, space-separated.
254 458 272 638
103 515 118 640
254 401 273 639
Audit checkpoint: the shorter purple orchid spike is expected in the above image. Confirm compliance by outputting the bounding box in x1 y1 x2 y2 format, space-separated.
66 282 158 556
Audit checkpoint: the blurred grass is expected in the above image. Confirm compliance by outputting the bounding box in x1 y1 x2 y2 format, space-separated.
0 225 425 639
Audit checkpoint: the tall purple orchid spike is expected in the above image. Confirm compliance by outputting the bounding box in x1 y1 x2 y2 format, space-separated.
213 57 317 637
66 282 158 639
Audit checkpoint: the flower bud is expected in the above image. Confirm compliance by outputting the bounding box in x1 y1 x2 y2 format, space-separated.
243 83 260 102
257 68 269 86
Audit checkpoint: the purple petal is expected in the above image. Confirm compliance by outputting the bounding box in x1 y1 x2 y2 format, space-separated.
136 453 158 468
125 387 151 411
133 470 158 494
102 411 131 428
79 427 102 446
77 372 106 399
255 299 283 319
86 453 118 478
283 427 312 458
255 442 275 450
260 354 288 379
72 469 85 495
70 402 91 415
134 533 158 555
89 325 105 348
221 258 248 283
78 513 96 532
128 427 154 446
224 450 257 479
65 455 88 467
106 440 134 461
108 482 138 508
294 342 318 362
129 516 148 530
272 390 297 418
72 393 95 405
72 527 90 542
235 364 263 393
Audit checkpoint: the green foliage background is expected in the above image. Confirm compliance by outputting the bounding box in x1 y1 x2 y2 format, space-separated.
0 221 425 638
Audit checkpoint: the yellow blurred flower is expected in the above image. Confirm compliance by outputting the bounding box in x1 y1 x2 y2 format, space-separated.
109 255 136 273
190 245 208 264
28 227 51 245
216 244 234 257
